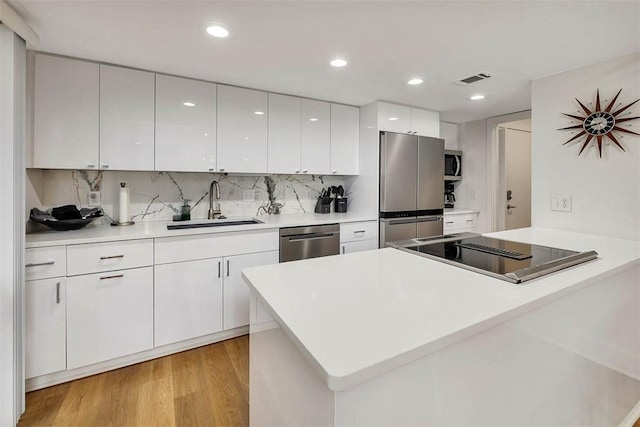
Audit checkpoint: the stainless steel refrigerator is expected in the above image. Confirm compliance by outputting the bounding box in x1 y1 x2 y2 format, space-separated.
379 131 444 247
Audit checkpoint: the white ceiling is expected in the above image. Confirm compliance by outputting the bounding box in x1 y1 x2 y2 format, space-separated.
10 0 640 123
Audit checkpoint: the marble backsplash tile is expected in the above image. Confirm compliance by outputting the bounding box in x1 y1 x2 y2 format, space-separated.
32 170 345 224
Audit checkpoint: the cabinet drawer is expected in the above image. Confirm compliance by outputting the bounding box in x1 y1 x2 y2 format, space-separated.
67 239 153 276
25 246 66 281
155 229 279 264
340 221 378 243
444 213 478 231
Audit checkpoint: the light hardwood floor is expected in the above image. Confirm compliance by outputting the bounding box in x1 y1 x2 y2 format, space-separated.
18 336 249 427
17 334 640 426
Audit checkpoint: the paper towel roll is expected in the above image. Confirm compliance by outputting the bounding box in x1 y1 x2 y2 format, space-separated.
118 183 130 223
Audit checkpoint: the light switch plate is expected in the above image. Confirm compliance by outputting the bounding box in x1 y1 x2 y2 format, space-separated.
551 194 571 212
88 191 101 207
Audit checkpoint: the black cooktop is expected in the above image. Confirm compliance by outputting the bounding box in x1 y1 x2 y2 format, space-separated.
393 234 598 283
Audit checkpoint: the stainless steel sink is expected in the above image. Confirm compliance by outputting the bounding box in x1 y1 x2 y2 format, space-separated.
167 218 264 230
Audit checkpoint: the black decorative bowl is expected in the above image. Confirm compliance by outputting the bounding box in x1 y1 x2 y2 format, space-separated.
30 206 104 231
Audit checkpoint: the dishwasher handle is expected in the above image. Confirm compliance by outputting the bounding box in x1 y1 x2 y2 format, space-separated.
287 232 337 242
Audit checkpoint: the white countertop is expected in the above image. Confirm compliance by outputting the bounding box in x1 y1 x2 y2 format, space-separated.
242 227 640 391
25 212 377 248
444 208 478 215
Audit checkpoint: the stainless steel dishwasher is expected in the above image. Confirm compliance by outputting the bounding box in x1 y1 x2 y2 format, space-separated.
279 224 340 262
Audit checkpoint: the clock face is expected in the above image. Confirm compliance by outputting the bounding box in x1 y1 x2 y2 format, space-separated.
558 89 640 157
583 111 615 135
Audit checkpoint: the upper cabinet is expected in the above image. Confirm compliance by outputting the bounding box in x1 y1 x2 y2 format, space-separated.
217 85 268 173
330 104 359 175
268 94 302 174
99 65 155 171
31 54 360 175
301 99 331 174
155 75 217 172
33 55 99 169
378 101 439 137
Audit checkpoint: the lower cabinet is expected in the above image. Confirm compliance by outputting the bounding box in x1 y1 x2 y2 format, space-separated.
341 239 378 254
66 267 154 370
224 250 279 330
154 258 224 347
154 250 279 346
25 278 66 378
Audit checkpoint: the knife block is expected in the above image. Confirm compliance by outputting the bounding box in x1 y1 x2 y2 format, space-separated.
314 197 332 214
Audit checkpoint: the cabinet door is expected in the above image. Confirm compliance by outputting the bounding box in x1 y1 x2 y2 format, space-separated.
301 99 330 174
155 75 217 172
217 85 268 173
341 240 378 254
268 94 301 174
154 258 223 346
410 108 440 137
34 54 99 169
99 65 155 170
67 267 153 369
25 278 66 378
330 104 359 175
224 250 278 330
378 102 411 134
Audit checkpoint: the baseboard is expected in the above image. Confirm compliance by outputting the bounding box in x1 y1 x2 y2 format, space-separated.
619 399 640 427
25 326 248 392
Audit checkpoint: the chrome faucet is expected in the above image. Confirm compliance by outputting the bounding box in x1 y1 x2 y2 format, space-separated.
208 180 223 219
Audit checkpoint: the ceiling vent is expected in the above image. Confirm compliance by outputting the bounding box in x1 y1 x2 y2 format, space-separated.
452 72 493 86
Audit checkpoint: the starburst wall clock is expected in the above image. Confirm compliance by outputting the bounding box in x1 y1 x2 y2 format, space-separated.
559 89 640 157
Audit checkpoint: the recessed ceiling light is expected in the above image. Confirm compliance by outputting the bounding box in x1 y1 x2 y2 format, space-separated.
407 78 424 85
388 117 398 121
254 111 265 115
183 102 195 107
309 118 318 122
470 94 485 100
330 58 348 67
206 24 230 38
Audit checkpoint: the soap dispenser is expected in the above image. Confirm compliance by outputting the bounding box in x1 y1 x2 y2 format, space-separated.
180 200 191 221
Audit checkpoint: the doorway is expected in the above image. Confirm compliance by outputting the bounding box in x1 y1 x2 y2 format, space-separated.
496 119 531 231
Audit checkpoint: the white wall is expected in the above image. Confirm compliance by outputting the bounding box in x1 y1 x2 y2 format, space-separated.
455 119 491 232
531 53 640 240
440 121 459 150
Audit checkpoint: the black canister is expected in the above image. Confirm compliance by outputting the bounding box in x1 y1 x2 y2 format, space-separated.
334 198 347 213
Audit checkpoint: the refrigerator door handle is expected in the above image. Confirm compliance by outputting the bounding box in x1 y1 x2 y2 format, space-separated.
415 216 443 223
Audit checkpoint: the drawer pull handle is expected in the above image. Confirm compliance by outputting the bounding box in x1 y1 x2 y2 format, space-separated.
100 274 124 280
56 282 61 304
25 261 55 268
445 221 454 224
226 260 230 277
100 255 125 260
354 230 366 234
465 219 474 222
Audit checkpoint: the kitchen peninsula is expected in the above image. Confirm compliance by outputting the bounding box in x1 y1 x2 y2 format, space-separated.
243 227 640 426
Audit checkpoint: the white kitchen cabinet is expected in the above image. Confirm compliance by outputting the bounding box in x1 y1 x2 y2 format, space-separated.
154 258 224 347
25 278 66 378
330 104 359 175
25 246 66 281
410 108 440 138
99 65 155 171
66 267 153 370
340 220 379 253
341 240 378 254
217 85 268 173
66 239 153 276
268 93 302 174
444 212 478 234
301 99 331 174
33 54 99 169
223 250 278 330
378 102 411 134
155 75 217 172
378 102 440 137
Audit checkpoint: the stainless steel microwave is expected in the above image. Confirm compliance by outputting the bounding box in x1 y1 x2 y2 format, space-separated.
444 150 462 181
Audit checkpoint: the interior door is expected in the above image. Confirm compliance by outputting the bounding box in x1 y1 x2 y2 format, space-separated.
380 132 417 213
504 128 532 230
417 136 445 211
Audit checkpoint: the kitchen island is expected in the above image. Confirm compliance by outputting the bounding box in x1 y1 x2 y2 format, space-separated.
242 227 640 426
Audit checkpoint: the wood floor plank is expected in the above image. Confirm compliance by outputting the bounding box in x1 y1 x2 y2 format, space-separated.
224 336 250 403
